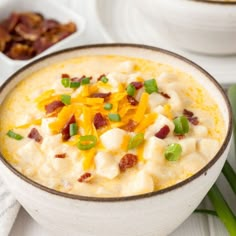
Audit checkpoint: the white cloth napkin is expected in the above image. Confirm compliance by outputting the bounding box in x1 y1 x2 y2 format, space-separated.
0 178 20 236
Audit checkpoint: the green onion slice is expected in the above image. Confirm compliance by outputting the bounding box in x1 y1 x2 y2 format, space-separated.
70 81 80 88
104 103 113 110
61 94 71 105
69 123 78 137
77 135 97 150
164 143 182 161
128 133 144 150
61 78 70 88
126 84 136 96
101 76 109 83
144 79 158 94
108 113 121 122
173 115 189 135
7 130 23 140
81 77 90 85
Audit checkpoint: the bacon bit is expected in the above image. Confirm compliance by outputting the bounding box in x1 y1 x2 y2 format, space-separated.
45 100 64 114
183 109 194 117
28 128 43 143
123 119 137 132
91 92 111 101
127 95 139 106
61 115 76 141
175 134 185 140
55 153 66 158
130 81 143 90
71 76 92 83
61 73 70 78
119 153 138 172
188 117 199 126
160 92 170 99
155 125 170 139
78 172 92 183
97 74 106 81
94 112 107 129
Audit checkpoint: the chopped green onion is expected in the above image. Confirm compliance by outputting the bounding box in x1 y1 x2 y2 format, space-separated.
7 130 23 140
61 94 71 105
108 113 121 122
164 143 182 161
69 123 78 137
81 77 90 85
173 115 189 135
61 78 70 88
100 76 108 83
70 81 80 88
126 84 136 96
77 135 97 150
144 79 158 94
128 133 144 150
104 103 113 110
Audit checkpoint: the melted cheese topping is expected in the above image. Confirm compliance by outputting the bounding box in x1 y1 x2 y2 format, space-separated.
0 55 225 197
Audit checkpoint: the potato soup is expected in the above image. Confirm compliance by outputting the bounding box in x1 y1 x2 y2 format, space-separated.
0 55 225 197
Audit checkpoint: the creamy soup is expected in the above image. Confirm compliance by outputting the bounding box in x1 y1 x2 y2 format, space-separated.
0 55 225 197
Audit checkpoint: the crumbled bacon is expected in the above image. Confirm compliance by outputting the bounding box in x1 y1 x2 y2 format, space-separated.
91 92 111 100
94 112 107 129
119 154 138 172
61 73 70 78
71 75 92 83
183 109 194 118
130 81 143 90
123 119 137 132
28 128 43 143
155 125 170 139
6 43 35 60
61 115 76 141
127 95 139 106
160 92 170 99
45 100 64 114
183 109 199 126
55 153 66 158
97 74 106 81
175 134 185 140
78 173 92 183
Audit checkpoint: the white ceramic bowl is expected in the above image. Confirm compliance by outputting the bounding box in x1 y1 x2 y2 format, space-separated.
0 44 232 236
137 0 236 55
0 0 85 78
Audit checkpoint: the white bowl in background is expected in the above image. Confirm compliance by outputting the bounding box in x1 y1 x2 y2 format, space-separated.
0 44 232 236
136 0 236 55
0 0 85 78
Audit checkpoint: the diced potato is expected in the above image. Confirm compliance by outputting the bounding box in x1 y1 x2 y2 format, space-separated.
51 157 72 172
148 93 166 110
192 125 208 137
198 138 220 160
41 117 57 135
157 72 177 84
168 90 182 112
95 152 119 179
145 114 174 139
118 61 135 73
100 128 127 151
127 72 142 84
107 72 127 90
143 136 166 163
178 138 196 156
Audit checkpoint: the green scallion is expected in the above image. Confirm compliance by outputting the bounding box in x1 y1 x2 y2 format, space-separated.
61 78 70 88
173 115 189 135
7 130 23 140
126 84 136 96
61 94 71 105
164 143 182 161
69 123 78 137
70 81 80 88
81 77 90 85
100 76 109 83
128 133 144 150
144 79 158 94
104 103 113 110
77 135 97 150
108 113 121 122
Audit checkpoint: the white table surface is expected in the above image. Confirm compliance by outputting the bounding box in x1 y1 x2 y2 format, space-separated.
1 0 235 235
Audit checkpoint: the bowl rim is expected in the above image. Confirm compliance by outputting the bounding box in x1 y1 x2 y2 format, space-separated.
192 0 236 5
0 43 232 202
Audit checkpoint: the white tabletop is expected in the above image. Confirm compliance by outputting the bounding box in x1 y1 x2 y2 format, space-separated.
4 0 235 235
